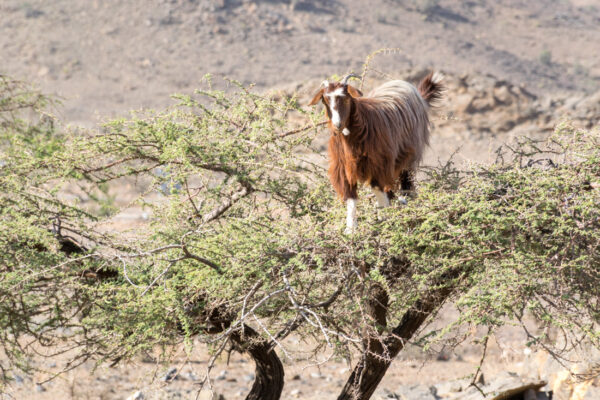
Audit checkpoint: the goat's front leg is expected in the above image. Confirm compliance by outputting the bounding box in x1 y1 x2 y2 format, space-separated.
346 198 358 233
343 184 358 234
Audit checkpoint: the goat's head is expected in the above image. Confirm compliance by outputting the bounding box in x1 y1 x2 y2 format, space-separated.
309 73 362 136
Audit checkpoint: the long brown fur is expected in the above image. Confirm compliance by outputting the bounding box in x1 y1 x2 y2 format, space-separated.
314 73 444 201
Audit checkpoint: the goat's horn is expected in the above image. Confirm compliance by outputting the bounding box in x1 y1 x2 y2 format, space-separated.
341 73 359 85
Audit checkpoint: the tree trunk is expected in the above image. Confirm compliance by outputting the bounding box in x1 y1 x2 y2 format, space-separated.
189 304 285 400
231 326 285 400
337 282 455 400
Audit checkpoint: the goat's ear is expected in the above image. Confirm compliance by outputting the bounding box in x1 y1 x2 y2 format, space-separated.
308 89 324 106
347 85 363 99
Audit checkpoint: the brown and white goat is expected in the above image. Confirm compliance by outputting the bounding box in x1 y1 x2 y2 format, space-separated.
309 72 444 232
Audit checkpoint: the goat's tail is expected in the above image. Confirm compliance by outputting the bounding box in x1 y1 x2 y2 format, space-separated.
418 71 445 106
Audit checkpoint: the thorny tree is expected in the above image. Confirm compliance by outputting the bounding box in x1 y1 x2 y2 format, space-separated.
1 70 599 400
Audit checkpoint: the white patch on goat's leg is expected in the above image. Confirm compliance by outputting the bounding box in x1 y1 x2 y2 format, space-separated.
345 198 358 233
372 188 390 208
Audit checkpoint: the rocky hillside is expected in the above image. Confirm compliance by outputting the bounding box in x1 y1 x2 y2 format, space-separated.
1 0 599 130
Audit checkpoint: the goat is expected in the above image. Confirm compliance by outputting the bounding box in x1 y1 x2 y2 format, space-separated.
309 72 444 233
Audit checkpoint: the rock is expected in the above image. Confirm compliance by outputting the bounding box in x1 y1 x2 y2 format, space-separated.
13 374 24 385
516 85 537 100
530 348 600 400
523 388 537 400
245 2 257 14
496 117 516 133
243 373 255 382
161 367 178 382
185 371 198 381
377 388 399 399
310 372 323 379
212 26 227 35
468 95 495 113
393 384 437 400
435 379 470 396
456 372 545 400
476 373 485 385
537 96 560 110
307 24 326 33
159 11 178 26
212 0 226 10
455 93 475 113
291 1 318 12
25 8 44 18
562 95 584 111
493 85 513 105
577 91 600 111
126 391 144 400
197 392 225 400
290 388 301 397
35 384 46 392
215 369 227 380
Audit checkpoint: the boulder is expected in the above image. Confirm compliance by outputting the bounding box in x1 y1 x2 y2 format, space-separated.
493 85 514 105
379 384 438 400
453 372 546 400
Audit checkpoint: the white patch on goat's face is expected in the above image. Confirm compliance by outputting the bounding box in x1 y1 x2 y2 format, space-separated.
331 110 341 128
342 128 350 136
345 198 357 233
329 87 345 97
325 87 345 128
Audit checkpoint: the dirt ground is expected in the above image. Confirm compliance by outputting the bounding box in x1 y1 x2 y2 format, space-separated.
1 0 600 398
